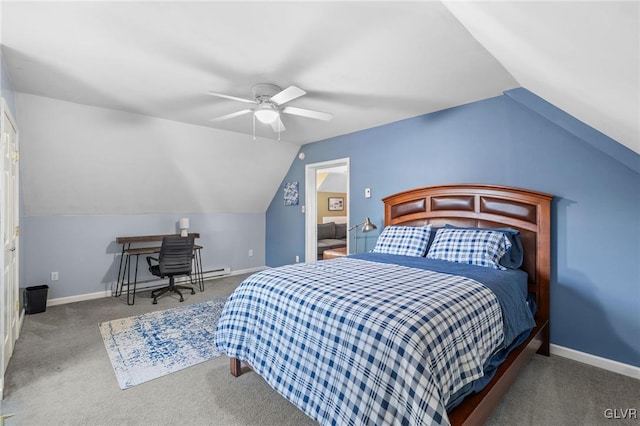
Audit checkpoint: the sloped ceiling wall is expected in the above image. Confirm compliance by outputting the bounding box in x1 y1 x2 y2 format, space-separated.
445 1 639 154
318 172 347 193
17 94 298 215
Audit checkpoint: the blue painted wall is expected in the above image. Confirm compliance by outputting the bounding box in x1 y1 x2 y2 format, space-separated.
266 89 640 368
23 213 266 300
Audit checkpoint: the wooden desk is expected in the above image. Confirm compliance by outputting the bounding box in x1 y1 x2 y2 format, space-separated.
323 247 347 259
115 233 203 305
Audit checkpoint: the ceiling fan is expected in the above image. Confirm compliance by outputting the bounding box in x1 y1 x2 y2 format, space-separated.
208 83 333 138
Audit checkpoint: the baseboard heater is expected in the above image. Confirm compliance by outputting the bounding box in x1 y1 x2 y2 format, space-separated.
176 266 231 283
126 266 231 292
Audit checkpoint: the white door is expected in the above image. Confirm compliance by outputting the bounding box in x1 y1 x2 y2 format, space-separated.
1 100 19 394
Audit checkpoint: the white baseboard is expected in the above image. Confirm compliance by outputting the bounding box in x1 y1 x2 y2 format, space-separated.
46 266 267 307
47 290 112 307
550 344 640 380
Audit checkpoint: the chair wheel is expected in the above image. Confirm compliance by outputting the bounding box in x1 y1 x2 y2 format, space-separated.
191 289 196 295
179 297 184 302
152 299 157 305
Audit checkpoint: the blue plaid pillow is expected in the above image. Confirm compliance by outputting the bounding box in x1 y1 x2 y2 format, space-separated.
426 228 512 270
372 225 431 257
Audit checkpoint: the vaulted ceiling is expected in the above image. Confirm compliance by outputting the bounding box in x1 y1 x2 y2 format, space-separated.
3 1 636 152
1 1 637 215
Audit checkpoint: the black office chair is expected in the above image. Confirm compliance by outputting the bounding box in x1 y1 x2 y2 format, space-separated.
146 236 195 304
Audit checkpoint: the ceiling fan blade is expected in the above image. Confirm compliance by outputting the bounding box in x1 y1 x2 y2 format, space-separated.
210 109 253 122
270 86 306 105
282 106 333 121
270 116 286 133
208 91 256 104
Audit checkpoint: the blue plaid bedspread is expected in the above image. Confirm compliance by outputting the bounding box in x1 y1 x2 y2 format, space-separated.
214 258 507 425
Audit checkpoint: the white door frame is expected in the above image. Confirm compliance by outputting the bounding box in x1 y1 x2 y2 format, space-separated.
304 158 350 262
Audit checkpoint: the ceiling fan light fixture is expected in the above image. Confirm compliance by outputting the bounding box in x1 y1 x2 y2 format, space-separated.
208 84 332 135
254 103 280 124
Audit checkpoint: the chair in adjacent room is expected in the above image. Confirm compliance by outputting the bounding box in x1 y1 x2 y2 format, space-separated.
146 235 196 304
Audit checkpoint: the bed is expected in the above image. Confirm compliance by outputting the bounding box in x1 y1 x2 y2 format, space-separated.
214 184 552 425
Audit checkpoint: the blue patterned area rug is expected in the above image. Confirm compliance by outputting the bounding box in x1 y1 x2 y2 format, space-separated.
99 297 227 389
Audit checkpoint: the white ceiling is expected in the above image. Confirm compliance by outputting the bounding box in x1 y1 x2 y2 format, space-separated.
2 1 636 151
2 1 520 145
0 1 637 216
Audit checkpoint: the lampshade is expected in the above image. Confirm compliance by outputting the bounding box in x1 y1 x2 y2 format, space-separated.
179 218 190 230
361 217 377 233
254 104 279 124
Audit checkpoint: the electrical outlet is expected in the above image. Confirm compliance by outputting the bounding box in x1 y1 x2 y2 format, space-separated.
295 255 300 263
51 272 59 281
248 249 254 257
365 188 371 198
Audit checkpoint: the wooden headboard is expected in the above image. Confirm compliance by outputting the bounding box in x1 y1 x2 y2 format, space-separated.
382 184 552 343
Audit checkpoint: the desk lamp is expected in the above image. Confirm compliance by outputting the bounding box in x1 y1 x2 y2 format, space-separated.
348 217 377 254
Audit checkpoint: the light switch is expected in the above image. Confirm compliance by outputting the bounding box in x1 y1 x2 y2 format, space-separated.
365 188 371 198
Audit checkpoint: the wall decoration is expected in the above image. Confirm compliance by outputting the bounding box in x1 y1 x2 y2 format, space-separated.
328 197 344 211
284 182 299 206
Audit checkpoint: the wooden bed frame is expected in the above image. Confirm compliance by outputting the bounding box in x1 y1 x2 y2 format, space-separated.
229 184 553 426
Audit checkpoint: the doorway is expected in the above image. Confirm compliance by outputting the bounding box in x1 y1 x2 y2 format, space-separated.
304 158 350 262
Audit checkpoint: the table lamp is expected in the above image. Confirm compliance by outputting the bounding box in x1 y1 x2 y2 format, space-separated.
348 217 377 254
179 218 190 237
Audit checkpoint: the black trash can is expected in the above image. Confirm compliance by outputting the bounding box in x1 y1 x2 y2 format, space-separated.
24 285 49 314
